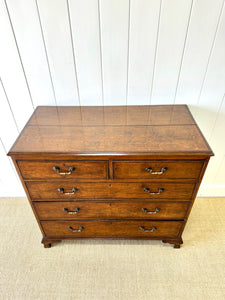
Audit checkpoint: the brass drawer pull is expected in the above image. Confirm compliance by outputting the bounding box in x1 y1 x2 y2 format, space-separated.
57 187 78 195
139 226 157 232
53 166 75 175
143 187 164 195
62 207 80 214
68 226 84 232
142 207 160 214
145 167 167 174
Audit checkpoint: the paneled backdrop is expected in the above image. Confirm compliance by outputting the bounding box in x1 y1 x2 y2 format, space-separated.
0 0 225 197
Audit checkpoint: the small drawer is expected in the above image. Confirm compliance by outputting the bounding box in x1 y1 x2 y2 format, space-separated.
26 181 195 200
18 160 108 180
41 220 183 238
113 160 203 179
34 201 189 220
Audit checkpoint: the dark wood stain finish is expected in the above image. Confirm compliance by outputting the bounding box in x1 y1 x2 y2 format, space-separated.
41 220 183 238
9 125 210 154
18 160 108 180
113 160 204 179
8 105 213 248
26 181 195 200
34 201 190 220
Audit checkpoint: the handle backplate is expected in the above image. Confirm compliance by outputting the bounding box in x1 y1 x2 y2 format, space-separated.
143 187 164 195
142 207 161 214
68 226 84 232
145 166 167 175
58 187 78 195
139 226 157 232
63 207 80 214
53 166 75 175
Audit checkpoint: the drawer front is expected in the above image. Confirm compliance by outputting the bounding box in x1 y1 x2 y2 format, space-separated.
34 201 189 220
41 220 183 237
113 160 203 179
18 160 108 180
26 181 195 200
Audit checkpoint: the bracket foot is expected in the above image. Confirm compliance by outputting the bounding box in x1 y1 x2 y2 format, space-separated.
162 238 183 249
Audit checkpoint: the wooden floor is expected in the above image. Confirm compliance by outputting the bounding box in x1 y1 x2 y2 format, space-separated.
0 197 224 300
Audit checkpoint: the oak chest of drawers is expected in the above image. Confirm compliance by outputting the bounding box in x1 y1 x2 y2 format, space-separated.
8 105 213 248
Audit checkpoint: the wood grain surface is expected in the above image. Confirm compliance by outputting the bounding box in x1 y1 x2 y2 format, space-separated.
7 105 213 248
26 181 195 200
18 160 108 180
41 220 183 237
28 105 195 126
8 105 213 156
34 201 189 220
113 160 203 179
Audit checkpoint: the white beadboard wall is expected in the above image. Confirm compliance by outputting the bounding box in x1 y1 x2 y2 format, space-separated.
0 0 225 197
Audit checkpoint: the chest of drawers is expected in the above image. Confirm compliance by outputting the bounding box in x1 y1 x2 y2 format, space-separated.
8 105 213 248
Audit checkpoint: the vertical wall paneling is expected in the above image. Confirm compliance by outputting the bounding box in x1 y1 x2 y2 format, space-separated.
201 95 225 187
199 95 225 195
0 0 225 196
0 79 19 152
197 5 225 193
127 0 161 105
0 0 34 130
69 0 103 105
212 95 225 185
150 0 193 104
0 78 24 196
37 0 80 105
0 139 25 197
100 0 129 105
6 0 56 107
175 0 224 105
196 4 225 141
215 155 225 185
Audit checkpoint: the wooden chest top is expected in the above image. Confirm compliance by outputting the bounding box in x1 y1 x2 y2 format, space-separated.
7 105 213 248
8 105 213 156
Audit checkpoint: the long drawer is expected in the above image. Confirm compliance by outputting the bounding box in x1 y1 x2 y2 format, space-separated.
17 160 108 180
26 182 195 200
34 201 189 220
41 220 183 237
113 160 203 179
